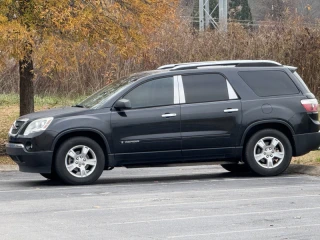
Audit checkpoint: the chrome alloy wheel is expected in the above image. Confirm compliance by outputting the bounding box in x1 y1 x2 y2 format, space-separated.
253 137 285 169
65 145 97 178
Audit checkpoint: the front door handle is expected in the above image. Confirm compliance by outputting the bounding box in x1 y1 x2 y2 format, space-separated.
162 113 177 118
224 108 239 113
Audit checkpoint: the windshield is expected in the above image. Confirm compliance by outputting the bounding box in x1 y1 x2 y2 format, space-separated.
76 74 141 109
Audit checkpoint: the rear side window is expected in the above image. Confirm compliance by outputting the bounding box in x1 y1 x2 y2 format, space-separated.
182 74 229 104
238 71 300 97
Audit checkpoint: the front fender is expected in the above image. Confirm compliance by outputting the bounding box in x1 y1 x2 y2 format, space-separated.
51 128 111 154
48 111 112 153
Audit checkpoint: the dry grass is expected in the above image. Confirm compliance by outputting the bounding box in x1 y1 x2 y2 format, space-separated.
0 105 19 155
292 151 320 166
0 156 16 165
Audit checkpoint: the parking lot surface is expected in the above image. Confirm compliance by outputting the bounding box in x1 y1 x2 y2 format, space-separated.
0 165 320 239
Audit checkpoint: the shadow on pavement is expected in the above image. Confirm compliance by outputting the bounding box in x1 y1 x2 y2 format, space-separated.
8 170 262 188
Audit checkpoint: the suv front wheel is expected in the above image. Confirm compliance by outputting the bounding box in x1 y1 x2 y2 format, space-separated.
54 137 105 185
245 129 292 176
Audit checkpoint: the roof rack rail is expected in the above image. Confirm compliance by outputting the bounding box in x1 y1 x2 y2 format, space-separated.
157 61 216 70
157 64 178 70
157 60 282 71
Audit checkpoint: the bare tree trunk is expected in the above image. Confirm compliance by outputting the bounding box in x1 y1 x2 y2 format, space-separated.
19 51 34 116
18 0 34 116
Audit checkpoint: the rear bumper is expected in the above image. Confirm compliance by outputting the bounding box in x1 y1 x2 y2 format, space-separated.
293 132 320 156
6 143 53 173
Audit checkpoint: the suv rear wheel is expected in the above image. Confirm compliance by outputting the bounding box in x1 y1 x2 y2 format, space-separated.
245 129 292 176
54 137 105 185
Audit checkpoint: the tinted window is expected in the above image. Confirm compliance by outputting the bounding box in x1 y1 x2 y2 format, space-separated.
239 71 299 97
182 74 228 104
124 77 173 108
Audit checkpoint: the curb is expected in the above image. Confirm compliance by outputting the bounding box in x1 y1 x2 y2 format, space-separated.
0 165 18 171
286 164 320 176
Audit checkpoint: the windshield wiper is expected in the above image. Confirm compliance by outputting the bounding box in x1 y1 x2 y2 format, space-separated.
72 104 86 108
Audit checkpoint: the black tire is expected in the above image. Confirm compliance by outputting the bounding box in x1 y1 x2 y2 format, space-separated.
54 137 105 185
244 129 292 176
40 172 59 181
221 163 251 173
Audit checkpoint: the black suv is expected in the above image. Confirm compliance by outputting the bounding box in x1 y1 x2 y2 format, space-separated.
6 60 320 185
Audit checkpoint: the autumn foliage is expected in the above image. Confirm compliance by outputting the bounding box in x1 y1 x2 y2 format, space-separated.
0 0 178 60
1 3 320 102
0 0 179 115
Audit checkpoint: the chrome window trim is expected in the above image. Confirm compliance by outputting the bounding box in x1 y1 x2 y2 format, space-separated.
226 80 238 100
176 75 237 104
173 76 179 104
177 75 186 104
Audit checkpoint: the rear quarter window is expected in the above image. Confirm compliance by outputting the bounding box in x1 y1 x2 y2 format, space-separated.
238 70 300 97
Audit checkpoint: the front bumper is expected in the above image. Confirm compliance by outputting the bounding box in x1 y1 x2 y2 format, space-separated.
6 143 53 173
294 131 320 156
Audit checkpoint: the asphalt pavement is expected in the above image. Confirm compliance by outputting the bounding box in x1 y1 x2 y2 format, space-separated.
0 165 320 240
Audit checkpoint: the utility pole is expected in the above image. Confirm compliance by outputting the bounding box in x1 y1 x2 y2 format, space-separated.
219 0 228 32
199 0 204 31
204 0 210 28
199 0 228 32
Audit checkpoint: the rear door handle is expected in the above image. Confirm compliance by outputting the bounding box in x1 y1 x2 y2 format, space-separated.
162 113 177 118
224 108 239 113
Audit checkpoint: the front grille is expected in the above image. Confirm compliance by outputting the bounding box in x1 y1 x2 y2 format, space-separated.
10 119 28 135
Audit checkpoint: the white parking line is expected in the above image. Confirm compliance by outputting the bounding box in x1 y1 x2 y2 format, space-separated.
0 175 309 192
53 193 320 214
168 223 320 238
107 206 320 226
0 175 304 183
0 182 319 195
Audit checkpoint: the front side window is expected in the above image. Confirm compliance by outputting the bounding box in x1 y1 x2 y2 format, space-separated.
182 74 229 104
124 77 174 109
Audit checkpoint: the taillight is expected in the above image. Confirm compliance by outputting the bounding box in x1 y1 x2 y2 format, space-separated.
301 99 319 113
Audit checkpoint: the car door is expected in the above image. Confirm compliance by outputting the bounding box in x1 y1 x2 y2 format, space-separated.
179 73 242 160
111 76 182 164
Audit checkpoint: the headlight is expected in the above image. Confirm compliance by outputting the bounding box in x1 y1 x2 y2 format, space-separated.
23 117 54 135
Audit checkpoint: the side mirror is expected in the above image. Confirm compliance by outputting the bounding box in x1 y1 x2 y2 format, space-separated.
114 99 131 110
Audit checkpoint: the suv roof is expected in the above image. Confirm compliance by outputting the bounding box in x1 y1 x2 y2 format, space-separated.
158 60 283 71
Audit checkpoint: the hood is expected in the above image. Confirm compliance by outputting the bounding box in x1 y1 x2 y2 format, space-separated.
20 107 92 121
